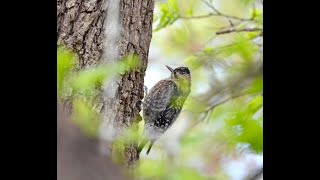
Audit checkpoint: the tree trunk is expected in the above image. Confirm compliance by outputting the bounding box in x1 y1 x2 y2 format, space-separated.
57 0 155 167
57 0 106 69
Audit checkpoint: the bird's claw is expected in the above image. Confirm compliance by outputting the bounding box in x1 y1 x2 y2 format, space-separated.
144 85 148 97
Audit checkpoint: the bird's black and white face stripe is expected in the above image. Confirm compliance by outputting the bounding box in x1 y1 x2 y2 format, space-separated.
174 67 190 76
166 65 191 79
173 67 191 80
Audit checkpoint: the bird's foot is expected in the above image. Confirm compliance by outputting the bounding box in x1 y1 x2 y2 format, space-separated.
144 85 148 97
137 100 148 110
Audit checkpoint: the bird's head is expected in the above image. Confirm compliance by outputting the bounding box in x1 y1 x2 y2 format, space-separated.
166 65 191 81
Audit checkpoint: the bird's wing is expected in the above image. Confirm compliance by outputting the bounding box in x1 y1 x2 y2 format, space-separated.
144 79 177 113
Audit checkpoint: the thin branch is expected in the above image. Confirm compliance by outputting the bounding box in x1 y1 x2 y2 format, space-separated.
180 13 256 22
179 13 215 19
201 0 221 15
218 20 248 30
180 0 257 22
206 91 250 112
191 91 250 128
228 20 234 27
100 102 105 113
216 28 262 35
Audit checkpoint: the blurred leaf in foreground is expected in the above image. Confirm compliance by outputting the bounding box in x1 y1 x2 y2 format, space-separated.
57 46 76 96
154 0 179 31
72 99 101 138
224 95 263 153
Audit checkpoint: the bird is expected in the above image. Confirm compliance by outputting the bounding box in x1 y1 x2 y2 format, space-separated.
137 65 191 155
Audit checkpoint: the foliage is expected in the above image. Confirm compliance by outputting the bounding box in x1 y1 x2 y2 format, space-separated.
153 0 180 31
57 46 75 96
137 0 263 179
57 47 140 138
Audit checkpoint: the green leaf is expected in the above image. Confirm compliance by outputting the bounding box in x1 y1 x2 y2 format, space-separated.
251 9 263 25
204 47 215 55
71 66 109 94
72 99 100 138
57 46 76 96
70 53 139 98
168 0 179 12
224 95 263 153
246 76 263 95
237 119 263 153
186 7 193 16
246 95 263 117
118 54 141 74
223 36 259 62
154 0 180 31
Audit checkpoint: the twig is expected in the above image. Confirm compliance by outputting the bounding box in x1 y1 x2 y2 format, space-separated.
180 0 257 22
179 13 215 19
191 91 250 128
216 28 262 35
100 102 105 113
180 13 256 22
201 0 221 15
228 20 234 27
206 91 250 112
213 21 248 36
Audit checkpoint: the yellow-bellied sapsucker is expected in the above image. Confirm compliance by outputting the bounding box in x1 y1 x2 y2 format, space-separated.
138 65 191 155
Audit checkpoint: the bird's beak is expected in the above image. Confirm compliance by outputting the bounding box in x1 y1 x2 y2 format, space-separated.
166 65 174 72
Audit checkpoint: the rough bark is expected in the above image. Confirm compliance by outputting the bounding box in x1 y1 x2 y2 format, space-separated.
110 0 155 166
57 0 106 69
57 0 155 166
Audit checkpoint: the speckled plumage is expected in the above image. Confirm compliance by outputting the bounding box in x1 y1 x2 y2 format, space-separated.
138 66 191 155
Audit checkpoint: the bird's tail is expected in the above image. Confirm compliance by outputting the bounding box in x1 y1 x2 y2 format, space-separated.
137 139 156 155
137 138 148 155
146 140 155 155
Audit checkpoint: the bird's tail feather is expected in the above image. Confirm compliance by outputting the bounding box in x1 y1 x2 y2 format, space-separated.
137 139 156 155
146 140 155 155
137 138 148 155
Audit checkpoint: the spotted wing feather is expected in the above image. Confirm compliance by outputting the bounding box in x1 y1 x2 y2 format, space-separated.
143 79 177 124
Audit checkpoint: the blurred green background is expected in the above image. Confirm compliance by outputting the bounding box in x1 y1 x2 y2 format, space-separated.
140 0 262 179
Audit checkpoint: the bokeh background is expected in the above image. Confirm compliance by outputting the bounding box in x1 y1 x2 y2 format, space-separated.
140 0 263 179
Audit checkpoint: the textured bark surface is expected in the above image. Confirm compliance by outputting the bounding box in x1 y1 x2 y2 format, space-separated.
113 0 155 166
57 0 106 69
57 0 155 166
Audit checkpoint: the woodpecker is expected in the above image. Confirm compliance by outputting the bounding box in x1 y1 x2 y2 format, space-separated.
138 65 191 155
